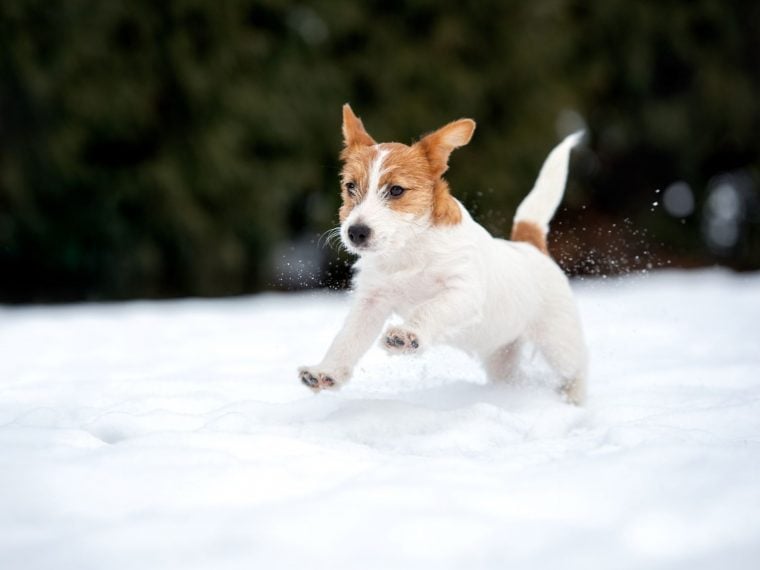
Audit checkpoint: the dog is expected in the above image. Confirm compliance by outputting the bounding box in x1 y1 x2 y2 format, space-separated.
299 104 588 404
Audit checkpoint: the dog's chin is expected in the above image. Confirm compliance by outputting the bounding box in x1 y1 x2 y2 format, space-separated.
346 242 413 263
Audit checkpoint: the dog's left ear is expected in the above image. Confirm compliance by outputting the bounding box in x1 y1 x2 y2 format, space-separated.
417 119 476 177
342 104 376 147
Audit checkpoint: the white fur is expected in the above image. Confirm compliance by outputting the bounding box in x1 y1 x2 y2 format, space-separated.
300 134 588 404
515 131 584 232
367 147 388 196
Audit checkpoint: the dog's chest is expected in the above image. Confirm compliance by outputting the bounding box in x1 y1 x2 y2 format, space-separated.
356 254 461 317
383 268 449 317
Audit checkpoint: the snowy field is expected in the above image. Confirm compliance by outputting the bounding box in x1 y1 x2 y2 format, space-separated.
1 269 759 570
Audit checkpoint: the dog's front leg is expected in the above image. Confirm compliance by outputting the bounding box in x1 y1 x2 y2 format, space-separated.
299 294 390 392
382 286 482 355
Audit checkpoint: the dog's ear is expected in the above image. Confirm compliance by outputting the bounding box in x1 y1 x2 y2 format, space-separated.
342 104 376 148
417 119 476 177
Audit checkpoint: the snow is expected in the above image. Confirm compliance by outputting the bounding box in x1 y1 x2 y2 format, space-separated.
1 269 759 570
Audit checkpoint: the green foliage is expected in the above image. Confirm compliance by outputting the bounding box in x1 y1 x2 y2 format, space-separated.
0 0 758 301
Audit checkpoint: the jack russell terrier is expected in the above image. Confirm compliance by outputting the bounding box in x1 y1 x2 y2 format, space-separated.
299 104 588 404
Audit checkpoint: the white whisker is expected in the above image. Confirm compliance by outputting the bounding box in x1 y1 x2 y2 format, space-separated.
318 226 347 252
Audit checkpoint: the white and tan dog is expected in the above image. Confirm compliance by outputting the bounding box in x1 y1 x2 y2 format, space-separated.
299 105 588 404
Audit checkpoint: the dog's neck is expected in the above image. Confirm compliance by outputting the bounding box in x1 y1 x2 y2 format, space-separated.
354 208 468 279
355 246 424 276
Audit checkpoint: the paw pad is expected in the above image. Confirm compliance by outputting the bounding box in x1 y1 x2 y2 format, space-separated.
299 368 337 391
383 328 420 354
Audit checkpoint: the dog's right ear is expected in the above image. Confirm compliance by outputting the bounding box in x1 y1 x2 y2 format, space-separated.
342 104 376 148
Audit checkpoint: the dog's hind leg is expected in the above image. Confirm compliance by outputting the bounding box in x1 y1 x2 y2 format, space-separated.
483 338 525 384
530 309 588 405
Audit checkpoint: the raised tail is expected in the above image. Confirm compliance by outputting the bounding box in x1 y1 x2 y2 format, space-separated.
511 131 584 254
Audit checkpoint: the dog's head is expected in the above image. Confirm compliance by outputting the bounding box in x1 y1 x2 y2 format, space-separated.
338 104 476 257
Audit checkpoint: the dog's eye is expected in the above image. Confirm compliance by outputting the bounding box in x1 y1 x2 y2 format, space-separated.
389 185 405 197
345 181 357 195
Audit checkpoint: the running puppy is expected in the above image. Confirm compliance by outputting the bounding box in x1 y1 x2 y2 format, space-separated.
299 105 588 404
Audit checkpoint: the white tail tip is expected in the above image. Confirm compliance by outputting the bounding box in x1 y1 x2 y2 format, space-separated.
513 131 585 231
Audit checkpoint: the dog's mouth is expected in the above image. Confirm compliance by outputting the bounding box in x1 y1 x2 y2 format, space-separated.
342 239 375 255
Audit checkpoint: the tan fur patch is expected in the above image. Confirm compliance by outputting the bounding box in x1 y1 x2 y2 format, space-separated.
416 119 474 226
511 220 548 254
431 179 462 225
382 144 435 218
337 108 475 227
342 104 376 147
338 145 375 222
338 143 465 225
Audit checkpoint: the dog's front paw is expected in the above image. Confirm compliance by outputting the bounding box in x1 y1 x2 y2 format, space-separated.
298 366 347 393
382 327 421 355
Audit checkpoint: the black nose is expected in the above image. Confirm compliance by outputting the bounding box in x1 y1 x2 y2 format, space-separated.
347 223 371 246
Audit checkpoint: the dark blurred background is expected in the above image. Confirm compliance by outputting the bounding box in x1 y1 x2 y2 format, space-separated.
1 0 758 302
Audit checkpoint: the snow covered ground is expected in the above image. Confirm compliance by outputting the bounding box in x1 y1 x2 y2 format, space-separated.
1 269 759 570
